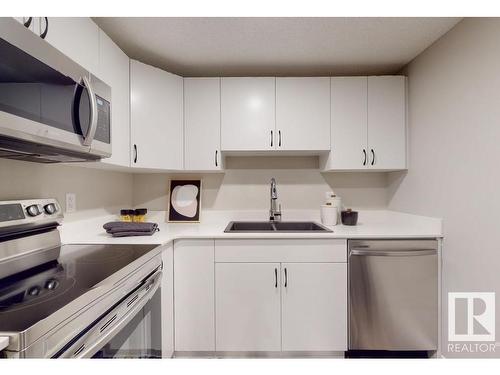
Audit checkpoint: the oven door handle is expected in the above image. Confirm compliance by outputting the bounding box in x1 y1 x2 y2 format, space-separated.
81 75 98 147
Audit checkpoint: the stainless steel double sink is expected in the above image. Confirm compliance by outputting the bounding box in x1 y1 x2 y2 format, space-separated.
224 221 332 233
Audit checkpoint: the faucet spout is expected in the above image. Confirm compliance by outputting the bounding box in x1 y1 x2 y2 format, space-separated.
269 178 282 222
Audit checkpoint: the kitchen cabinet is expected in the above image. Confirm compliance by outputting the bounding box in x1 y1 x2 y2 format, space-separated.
44 18 99 74
281 263 347 351
215 262 282 351
327 76 368 170
130 60 183 170
322 75 406 171
161 243 174 358
367 76 407 169
276 77 330 151
214 239 347 353
173 240 215 352
221 77 276 151
97 30 130 167
184 78 222 170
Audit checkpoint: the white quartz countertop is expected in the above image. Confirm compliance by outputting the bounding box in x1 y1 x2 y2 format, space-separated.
60 209 443 245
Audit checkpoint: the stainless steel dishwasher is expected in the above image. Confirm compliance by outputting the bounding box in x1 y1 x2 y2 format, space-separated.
348 239 438 351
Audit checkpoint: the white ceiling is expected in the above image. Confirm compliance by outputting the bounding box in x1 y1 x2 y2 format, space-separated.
94 17 461 77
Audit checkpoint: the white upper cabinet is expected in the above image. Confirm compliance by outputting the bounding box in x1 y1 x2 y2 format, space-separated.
322 75 407 171
44 18 99 74
184 78 222 171
367 76 407 170
276 77 330 151
221 77 276 151
97 30 130 167
130 60 183 170
326 77 368 170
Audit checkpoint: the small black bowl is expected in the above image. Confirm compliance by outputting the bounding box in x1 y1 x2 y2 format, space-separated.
341 210 358 226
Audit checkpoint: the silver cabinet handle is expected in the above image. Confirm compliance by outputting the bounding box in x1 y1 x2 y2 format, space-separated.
81 76 98 147
371 149 375 166
133 144 138 163
278 130 282 147
274 268 278 288
363 149 367 166
284 267 288 288
350 249 437 257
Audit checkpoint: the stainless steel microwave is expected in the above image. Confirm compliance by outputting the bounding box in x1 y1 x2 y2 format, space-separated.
0 18 111 163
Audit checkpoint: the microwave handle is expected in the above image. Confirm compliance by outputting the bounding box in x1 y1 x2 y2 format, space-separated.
81 76 98 147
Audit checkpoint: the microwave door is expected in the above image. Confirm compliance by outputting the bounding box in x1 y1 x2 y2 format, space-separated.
0 23 98 155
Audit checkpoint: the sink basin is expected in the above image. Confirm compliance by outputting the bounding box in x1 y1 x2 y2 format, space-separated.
224 221 332 233
273 222 332 232
224 221 275 232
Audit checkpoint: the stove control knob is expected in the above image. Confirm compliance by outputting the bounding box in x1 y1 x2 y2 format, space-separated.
44 203 57 215
26 205 41 217
45 279 59 290
28 286 41 296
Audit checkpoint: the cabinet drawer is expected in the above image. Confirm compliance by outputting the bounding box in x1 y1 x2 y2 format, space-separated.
215 239 346 263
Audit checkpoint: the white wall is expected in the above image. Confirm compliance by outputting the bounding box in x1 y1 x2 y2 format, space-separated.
133 156 389 211
0 159 134 219
388 18 500 357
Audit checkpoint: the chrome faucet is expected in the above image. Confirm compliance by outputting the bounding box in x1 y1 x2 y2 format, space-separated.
269 178 282 222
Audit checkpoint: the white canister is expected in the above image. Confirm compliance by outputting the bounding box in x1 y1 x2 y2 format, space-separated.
320 205 338 226
331 196 342 222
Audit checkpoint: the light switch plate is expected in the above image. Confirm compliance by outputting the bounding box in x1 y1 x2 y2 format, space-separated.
65 193 76 213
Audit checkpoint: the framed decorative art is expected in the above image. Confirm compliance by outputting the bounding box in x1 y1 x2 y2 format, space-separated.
168 180 201 222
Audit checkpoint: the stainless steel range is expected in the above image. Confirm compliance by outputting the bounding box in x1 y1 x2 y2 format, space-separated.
0 199 163 358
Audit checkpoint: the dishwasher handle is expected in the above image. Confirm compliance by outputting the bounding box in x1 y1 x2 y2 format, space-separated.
350 248 437 257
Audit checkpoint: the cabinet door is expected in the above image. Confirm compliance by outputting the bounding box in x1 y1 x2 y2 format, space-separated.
367 76 407 169
130 60 183 170
174 240 215 351
329 77 368 170
276 77 330 151
97 30 130 167
161 243 174 358
221 77 276 151
184 78 222 170
281 263 347 351
44 18 99 74
215 263 281 351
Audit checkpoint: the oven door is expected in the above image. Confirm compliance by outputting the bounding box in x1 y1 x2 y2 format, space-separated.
0 18 111 158
54 270 162 359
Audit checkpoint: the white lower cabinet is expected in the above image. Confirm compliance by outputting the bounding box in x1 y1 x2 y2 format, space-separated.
173 239 347 355
215 263 281 352
215 263 282 352
281 263 347 351
161 243 174 358
173 240 215 352
213 239 347 354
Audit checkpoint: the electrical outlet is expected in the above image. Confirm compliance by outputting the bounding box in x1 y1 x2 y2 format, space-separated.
65 193 76 213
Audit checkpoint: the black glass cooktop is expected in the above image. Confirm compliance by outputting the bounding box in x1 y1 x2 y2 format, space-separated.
0 243 158 332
